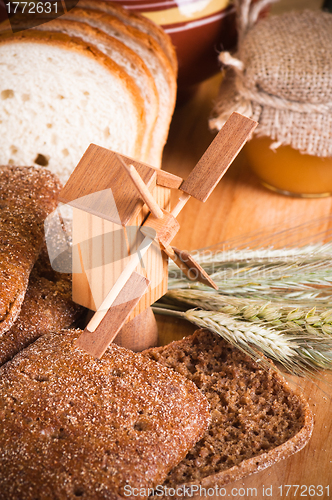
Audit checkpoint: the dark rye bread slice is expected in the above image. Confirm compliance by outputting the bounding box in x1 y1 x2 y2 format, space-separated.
0 329 211 500
144 329 313 495
0 247 84 367
0 165 61 335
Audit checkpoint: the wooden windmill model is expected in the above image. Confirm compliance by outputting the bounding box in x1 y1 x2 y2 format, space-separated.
58 112 257 358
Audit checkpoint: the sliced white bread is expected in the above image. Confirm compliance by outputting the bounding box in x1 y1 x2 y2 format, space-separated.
63 7 177 168
0 31 146 182
74 0 178 74
35 18 159 164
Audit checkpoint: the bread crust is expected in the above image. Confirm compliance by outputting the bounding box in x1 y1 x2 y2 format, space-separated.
0 165 61 335
75 0 178 74
34 17 159 163
0 247 84 367
0 329 211 500
63 7 176 167
144 329 314 497
0 29 146 161
64 7 176 100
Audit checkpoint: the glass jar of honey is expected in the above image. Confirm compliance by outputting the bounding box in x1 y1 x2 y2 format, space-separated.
209 9 332 197
246 137 332 198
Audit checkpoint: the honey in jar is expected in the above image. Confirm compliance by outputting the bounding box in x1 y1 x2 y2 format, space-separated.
246 137 332 198
210 10 332 198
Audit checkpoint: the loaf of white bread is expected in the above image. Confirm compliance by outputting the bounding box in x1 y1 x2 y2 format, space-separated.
0 1 177 181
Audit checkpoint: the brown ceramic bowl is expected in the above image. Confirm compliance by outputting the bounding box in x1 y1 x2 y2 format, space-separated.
111 0 236 91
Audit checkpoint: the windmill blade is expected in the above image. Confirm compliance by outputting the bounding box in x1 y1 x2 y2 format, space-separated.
165 113 257 283
76 272 150 359
180 112 257 202
172 247 218 290
116 153 164 220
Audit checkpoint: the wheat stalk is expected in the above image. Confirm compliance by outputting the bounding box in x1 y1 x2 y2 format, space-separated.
153 303 332 376
168 243 332 302
184 309 332 376
166 290 332 336
156 243 332 376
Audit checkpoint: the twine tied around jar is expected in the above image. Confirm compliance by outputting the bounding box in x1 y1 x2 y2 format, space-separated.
210 2 332 157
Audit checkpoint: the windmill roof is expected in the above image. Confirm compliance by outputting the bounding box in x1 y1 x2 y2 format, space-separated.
59 144 183 225
59 145 157 225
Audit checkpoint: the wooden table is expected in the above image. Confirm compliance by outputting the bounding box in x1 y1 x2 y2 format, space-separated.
158 74 332 499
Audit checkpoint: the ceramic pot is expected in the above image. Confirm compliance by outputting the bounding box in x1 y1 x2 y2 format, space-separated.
111 0 237 91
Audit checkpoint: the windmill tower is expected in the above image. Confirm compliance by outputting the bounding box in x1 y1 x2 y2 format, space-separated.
56 113 257 357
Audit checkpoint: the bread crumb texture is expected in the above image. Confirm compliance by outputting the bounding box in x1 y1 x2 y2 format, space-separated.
144 329 313 493
0 329 210 500
0 38 142 182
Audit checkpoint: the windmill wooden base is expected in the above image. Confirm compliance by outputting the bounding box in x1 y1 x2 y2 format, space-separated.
114 307 158 352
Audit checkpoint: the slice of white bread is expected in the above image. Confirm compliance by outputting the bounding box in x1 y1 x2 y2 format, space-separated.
74 0 178 74
0 30 146 182
34 18 159 164
144 329 314 494
63 7 177 167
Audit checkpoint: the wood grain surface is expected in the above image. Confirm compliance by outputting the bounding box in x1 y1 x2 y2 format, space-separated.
158 73 332 499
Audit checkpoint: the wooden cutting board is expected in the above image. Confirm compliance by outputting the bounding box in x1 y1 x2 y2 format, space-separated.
159 73 332 499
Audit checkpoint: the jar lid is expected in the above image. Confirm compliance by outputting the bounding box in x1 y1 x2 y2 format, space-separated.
210 9 332 157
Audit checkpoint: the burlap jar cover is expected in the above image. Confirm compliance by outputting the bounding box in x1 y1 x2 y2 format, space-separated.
210 2 332 158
